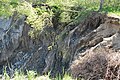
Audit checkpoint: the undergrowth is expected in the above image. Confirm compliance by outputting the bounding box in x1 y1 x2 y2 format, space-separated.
1 69 75 80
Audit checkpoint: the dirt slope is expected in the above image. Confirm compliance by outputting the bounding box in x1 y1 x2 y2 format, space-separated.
70 13 120 79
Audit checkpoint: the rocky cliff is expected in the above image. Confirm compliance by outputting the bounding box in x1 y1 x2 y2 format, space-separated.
0 12 120 79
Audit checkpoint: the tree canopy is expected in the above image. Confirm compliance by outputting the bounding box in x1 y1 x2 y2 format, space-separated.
0 0 120 37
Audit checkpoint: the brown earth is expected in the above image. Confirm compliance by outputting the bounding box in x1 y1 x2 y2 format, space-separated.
70 13 120 80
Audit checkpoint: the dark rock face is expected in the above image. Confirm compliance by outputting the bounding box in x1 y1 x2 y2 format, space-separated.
0 12 119 79
0 15 25 64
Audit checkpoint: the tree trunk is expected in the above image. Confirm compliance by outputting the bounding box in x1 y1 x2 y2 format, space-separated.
98 0 104 11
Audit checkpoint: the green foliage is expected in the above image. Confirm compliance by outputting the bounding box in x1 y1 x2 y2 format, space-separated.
27 70 37 80
102 0 120 14
16 1 53 38
2 70 75 80
14 70 26 80
63 73 74 80
0 0 119 37
0 0 19 17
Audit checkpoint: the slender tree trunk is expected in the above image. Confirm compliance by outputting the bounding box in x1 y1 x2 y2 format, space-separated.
98 0 104 11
